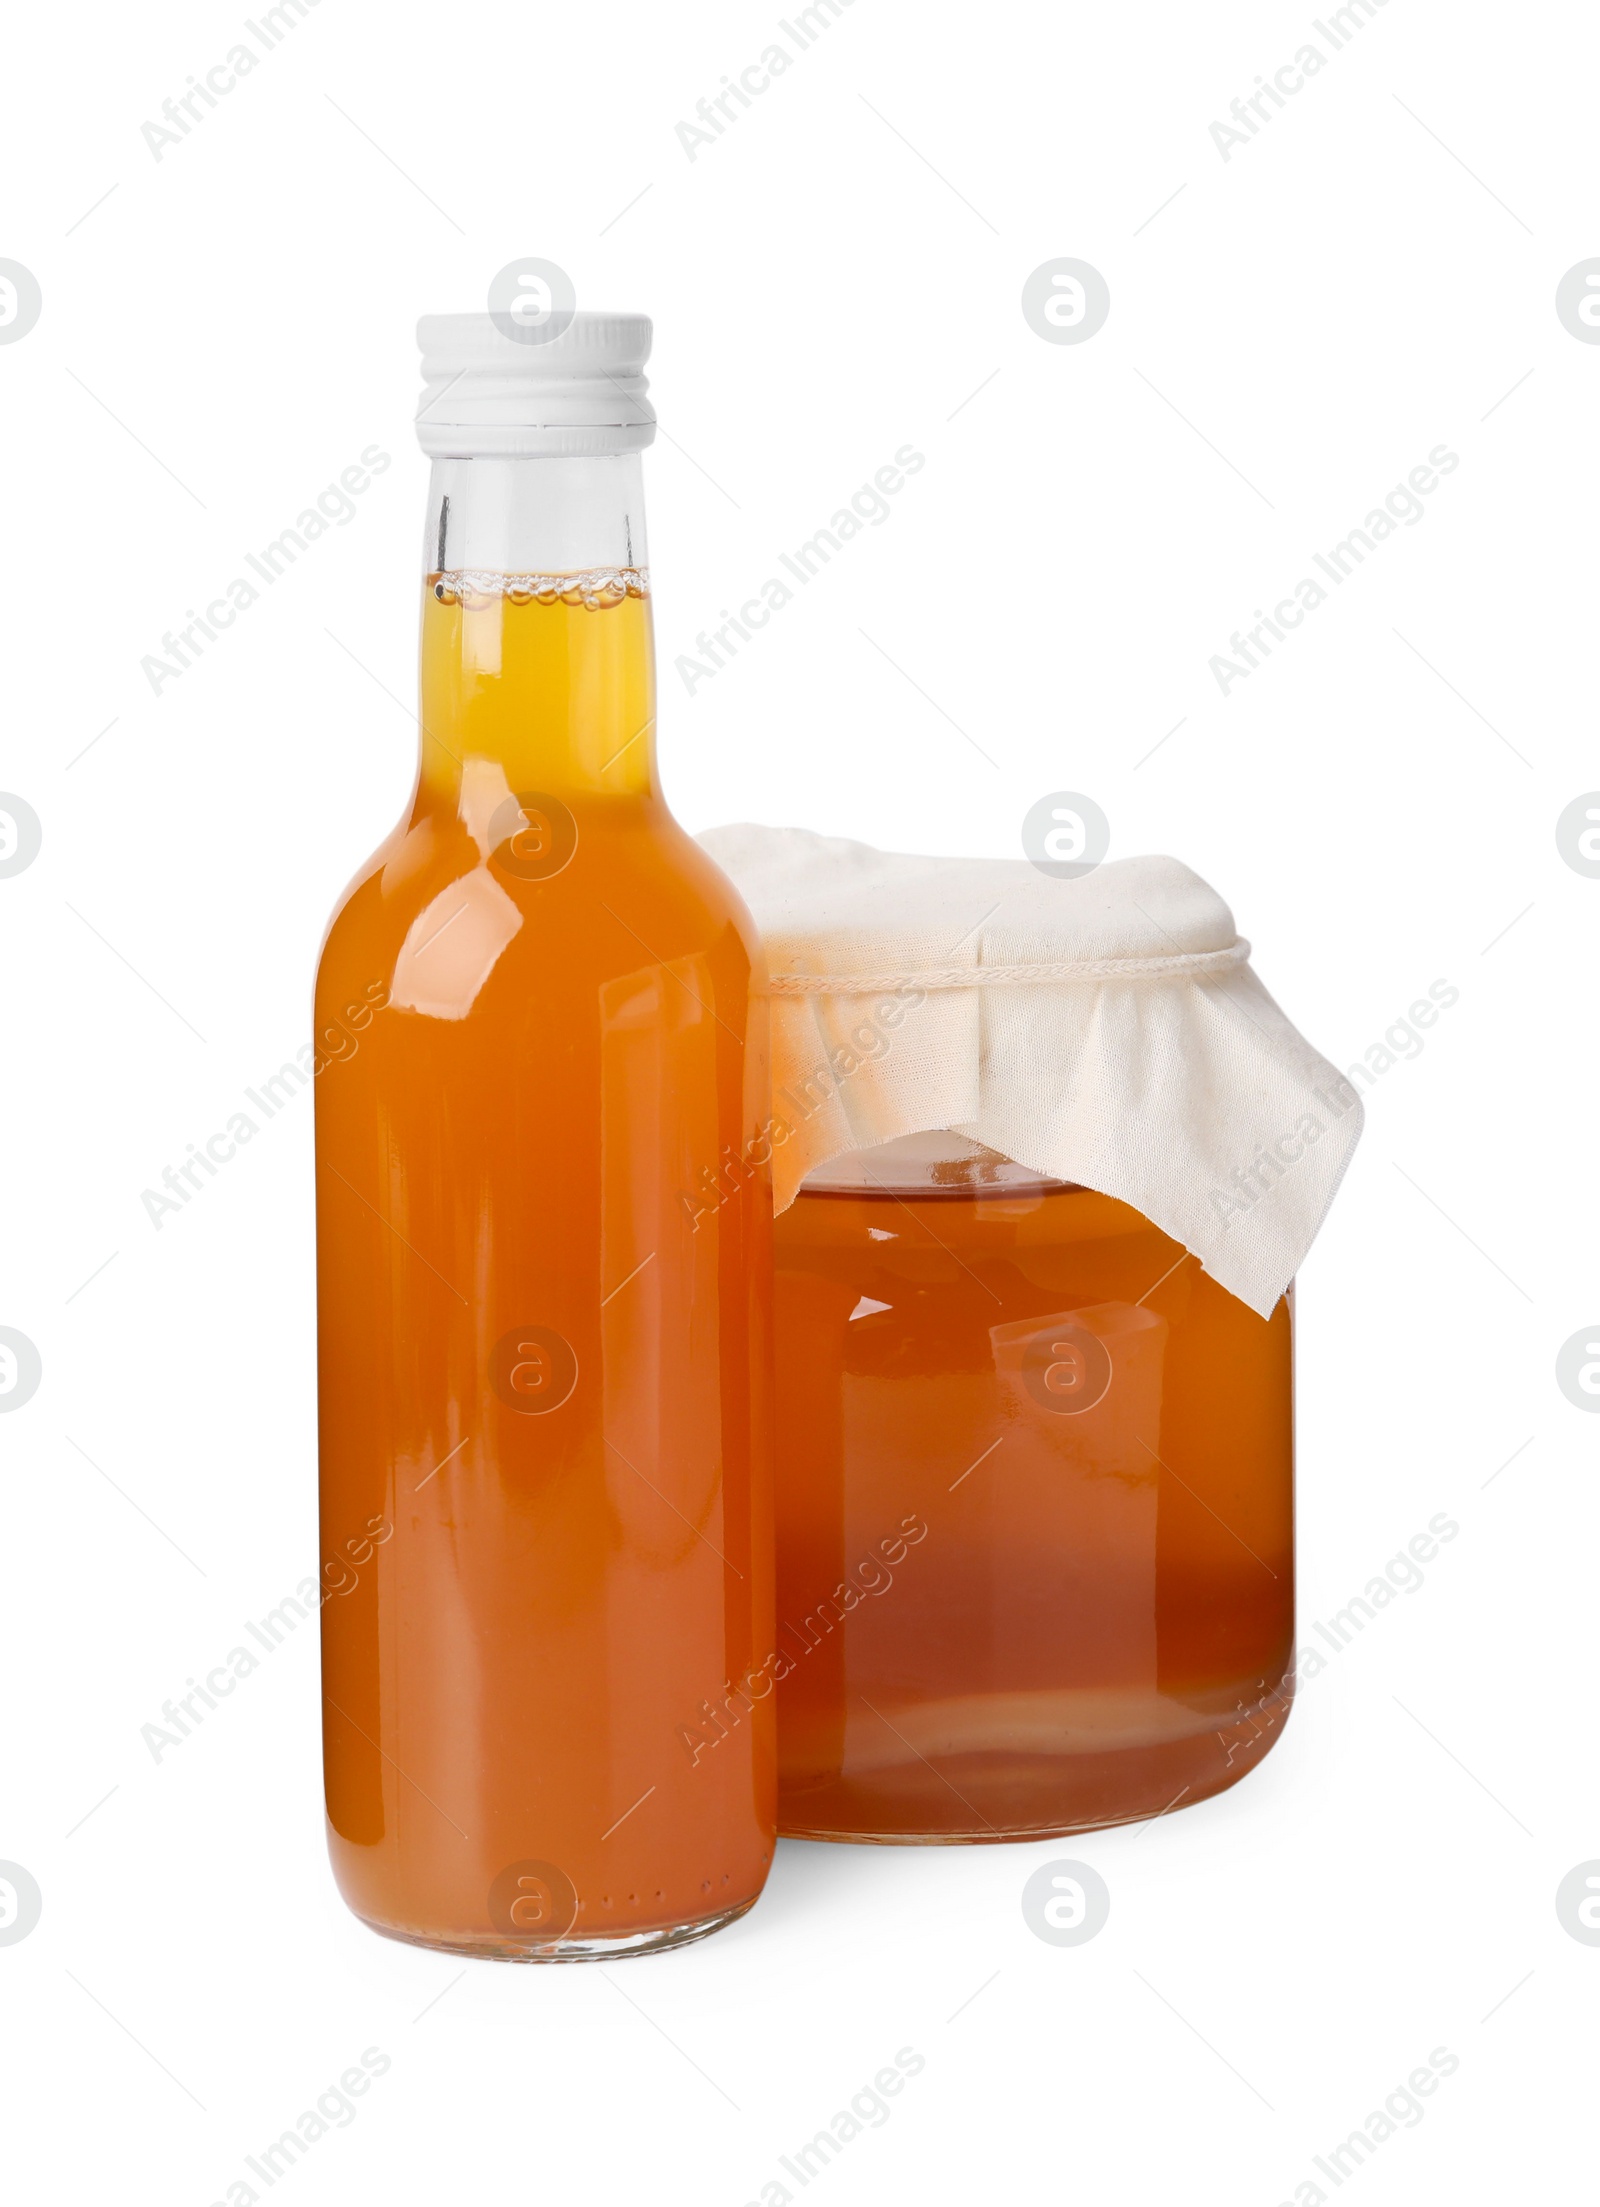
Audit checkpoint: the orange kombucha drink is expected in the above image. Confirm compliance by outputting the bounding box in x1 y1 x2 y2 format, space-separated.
315 397 773 1956
771 1137 1293 1841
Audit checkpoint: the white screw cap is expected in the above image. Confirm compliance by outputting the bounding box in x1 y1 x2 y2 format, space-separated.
416 312 655 458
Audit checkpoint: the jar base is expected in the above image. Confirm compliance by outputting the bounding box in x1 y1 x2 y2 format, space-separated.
778 1688 1289 1844
353 1892 759 1964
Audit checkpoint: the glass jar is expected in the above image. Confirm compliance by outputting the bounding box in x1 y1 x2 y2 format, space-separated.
772 1132 1293 1841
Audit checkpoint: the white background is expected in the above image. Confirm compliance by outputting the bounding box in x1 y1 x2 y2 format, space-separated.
3 0 1595 2199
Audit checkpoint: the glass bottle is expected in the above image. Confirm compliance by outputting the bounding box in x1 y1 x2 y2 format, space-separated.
772 1132 1293 1841
315 315 774 1958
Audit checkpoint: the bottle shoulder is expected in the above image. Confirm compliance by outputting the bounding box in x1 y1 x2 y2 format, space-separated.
315 803 761 1016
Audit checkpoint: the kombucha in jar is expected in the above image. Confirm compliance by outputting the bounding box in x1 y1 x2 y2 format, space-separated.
772 1133 1293 1842
314 316 774 1958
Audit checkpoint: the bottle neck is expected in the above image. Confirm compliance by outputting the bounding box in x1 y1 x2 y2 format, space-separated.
415 456 656 815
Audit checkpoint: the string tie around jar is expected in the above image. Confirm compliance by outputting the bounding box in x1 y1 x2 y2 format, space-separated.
759 939 1251 996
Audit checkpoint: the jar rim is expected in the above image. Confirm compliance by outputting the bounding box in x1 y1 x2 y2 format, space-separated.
797 1130 1080 1199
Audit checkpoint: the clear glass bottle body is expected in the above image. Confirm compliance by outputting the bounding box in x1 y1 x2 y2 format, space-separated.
315 454 774 1957
772 1134 1293 1842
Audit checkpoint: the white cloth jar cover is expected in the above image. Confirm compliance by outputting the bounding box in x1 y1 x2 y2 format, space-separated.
698 824 1362 1319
